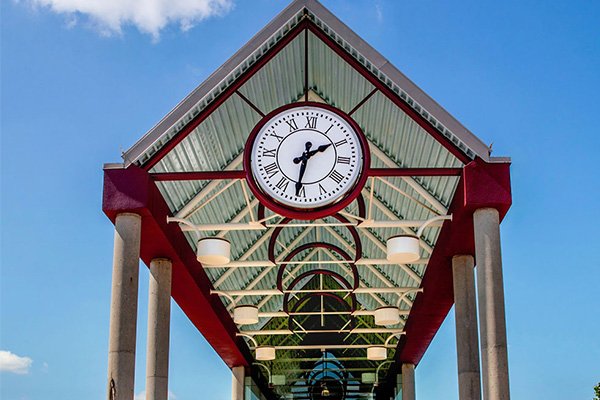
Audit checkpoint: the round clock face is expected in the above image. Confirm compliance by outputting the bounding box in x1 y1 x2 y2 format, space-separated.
247 104 365 210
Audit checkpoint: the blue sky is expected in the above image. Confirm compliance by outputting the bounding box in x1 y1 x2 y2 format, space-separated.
1 0 599 399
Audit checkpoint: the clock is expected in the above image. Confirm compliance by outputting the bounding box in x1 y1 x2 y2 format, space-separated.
244 102 369 219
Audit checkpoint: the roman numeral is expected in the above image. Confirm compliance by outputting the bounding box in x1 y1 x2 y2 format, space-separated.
264 162 279 178
262 148 276 157
271 133 284 142
305 116 317 129
319 183 327 195
337 156 351 164
324 124 333 135
275 177 289 191
329 170 344 184
296 186 306 198
285 119 298 132
334 139 348 147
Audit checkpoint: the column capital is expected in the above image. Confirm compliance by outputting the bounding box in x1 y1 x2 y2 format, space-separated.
452 254 475 264
103 165 152 222
463 158 512 219
150 257 172 264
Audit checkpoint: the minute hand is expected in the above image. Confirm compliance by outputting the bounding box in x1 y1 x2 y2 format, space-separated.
295 160 308 196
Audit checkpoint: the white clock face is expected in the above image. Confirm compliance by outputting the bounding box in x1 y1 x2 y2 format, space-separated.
250 105 364 209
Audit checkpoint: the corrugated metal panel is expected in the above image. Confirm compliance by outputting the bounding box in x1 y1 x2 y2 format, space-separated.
238 34 305 114
308 32 375 114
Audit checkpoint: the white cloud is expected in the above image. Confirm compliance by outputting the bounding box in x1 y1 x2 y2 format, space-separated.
0 350 33 375
135 390 176 400
24 0 234 39
374 2 383 23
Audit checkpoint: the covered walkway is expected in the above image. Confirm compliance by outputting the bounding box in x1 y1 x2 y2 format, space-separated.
102 1 512 399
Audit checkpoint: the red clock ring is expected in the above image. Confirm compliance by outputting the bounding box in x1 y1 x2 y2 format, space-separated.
243 101 371 220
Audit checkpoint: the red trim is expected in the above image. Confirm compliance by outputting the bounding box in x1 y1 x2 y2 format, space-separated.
151 170 246 181
367 167 462 177
348 88 378 116
141 20 310 171
102 166 252 368
243 101 371 220
307 24 473 165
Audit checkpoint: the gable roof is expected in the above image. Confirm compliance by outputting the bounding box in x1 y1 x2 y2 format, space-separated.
122 0 491 167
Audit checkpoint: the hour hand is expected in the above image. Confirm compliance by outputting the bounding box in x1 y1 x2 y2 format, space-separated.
317 143 332 152
307 143 332 158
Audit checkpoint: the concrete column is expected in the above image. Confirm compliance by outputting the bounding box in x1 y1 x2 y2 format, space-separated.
107 213 142 400
473 208 510 400
145 259 172 400
452 255 482 400
401 363 415 400
231 366 245 400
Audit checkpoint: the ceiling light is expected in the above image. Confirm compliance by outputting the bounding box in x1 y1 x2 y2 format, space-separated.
374 306 401 326
255 346 276 361
367 346 387 361
196 237 230 265
386 235 420 263
233 305 259 325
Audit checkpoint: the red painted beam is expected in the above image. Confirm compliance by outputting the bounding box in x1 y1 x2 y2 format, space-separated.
367 167 462 177
150 167 460 182
151 170 246 181
103 165 252 368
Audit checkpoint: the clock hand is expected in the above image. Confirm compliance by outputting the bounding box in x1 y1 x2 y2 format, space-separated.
306 143 332 158
294 142 314 195
295 159 307 196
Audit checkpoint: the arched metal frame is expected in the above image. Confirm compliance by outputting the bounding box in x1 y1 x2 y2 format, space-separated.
267 213 363 264
276 242 359 291
283 270 357 314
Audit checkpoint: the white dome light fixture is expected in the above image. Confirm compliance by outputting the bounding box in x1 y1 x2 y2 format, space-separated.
255 346 276 361
374 306 401 326
386 215 454 264
367 346 387 361
233 305 259 325
196 237 230 265
386 235 420 263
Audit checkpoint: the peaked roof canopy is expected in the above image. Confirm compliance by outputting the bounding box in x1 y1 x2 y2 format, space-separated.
103 1 511 399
